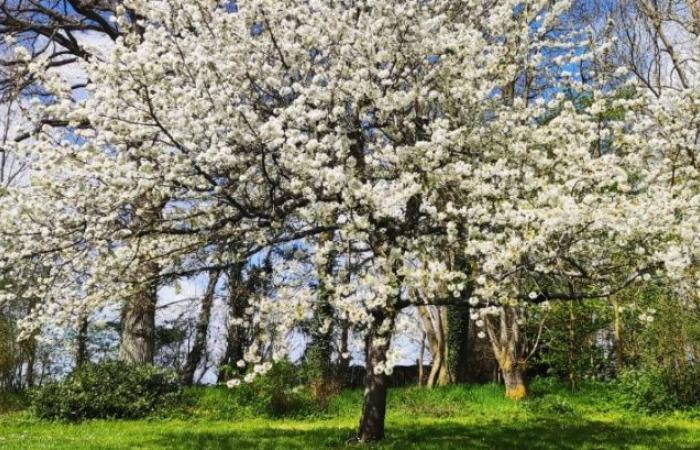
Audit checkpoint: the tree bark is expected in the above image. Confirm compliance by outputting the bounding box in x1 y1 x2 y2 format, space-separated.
418 305 451 387
75 312 89 368
447 303 471 383
486 306 528 400
568 301 576 389
308 231 337 386
218 263 248 382
418 330 426 387
24 343 35 388
182 270 220 385
611 297 624 373
119 277 158 364
357 311 395 443
502 364 527 400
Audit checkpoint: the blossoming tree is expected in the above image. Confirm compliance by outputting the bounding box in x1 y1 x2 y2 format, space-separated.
0 0 695 442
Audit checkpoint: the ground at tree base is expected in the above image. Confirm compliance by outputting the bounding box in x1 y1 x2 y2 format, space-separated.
0 383 698 449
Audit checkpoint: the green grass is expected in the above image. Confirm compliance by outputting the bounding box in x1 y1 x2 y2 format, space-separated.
1 382 699 449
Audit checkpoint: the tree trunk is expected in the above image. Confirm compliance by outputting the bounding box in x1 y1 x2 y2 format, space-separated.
611 297 624 373
182 270 220 385
418 305 451 388
357 310 395 443
486 306 528 400
218 263 248 382
75 312 89 368
418 330 425 387
24 344 35 388
502 364 527 400
119 278 157 364
308 295 335 385
436 306 451 385
447 303 471 383
308 231 337 386
568 302 576 389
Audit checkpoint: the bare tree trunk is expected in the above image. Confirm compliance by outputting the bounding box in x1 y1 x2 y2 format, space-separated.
419 305 451 387
357 311 395 443
436 307 451 385
611 297 624 373
75 312 89 368
568 302 576 390
418 330 426 387
502 364 527 400
24 344 35 388
182 270 220 385
119 276 158 364
485 306 528 400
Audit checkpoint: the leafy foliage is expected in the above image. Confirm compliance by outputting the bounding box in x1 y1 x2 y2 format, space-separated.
31 361 182 420
617 367 700 413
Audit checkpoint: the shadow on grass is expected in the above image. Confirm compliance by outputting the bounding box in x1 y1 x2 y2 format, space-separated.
140 417 698 450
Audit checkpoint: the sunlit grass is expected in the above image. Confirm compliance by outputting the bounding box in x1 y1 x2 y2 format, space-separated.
1 382 698 449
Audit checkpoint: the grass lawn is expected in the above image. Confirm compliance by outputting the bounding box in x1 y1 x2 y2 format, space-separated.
1 383 698 449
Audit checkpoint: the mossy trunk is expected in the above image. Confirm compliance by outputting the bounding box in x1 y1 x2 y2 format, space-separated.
488 306 528 400
218 263 248 382
182 270 220 385
447 303 471 384
611 297 625 373
502 364 527 400
308 231 337 387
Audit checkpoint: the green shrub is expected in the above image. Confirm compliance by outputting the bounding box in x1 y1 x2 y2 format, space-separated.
617 366 700 413
0 390 29 415
180 362 324 419
249 362 320 417
31 361 182 421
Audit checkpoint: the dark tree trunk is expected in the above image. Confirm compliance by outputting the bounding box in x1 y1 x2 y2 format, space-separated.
119 277 157 364
308 231 337 386
24 344 35 388
218 264 248 382
447 303 471 383
182 270 220 385
75 312 89 367
308 295 335 384
357 311 395 443
21 299 38 387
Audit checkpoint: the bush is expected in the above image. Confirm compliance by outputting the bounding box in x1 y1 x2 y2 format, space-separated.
249 362 320 417
0 390 29 415
617 366 700 413
31 361 182 421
